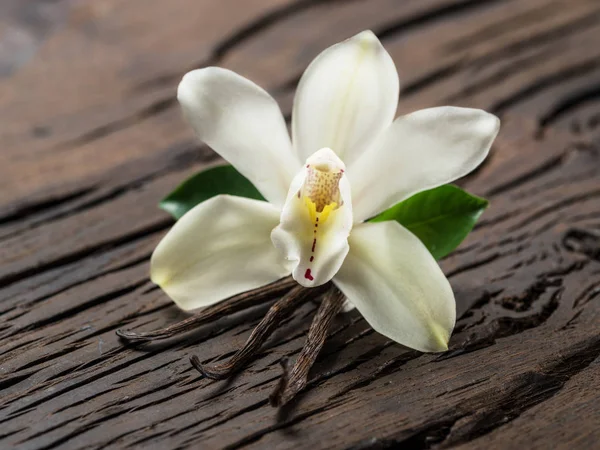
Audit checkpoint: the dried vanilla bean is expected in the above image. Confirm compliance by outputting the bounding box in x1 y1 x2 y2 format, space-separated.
190 283 329 379
270 286 345 406
116 276 295 343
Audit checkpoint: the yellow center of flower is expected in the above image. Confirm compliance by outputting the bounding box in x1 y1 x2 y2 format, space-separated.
302 164 343 224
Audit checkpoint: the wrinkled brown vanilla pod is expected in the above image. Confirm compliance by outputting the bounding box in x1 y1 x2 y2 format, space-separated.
190 283 329 379
116 276 295 343
270 286 345 406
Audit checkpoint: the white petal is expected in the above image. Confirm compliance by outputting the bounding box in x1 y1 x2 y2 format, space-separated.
178 68 300 207
271 148 353 287
151 195 290 311
333 221 455 352
351 107 500 222
292 30 399 166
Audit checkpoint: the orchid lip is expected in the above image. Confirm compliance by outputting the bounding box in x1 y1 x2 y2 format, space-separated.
271 147 353 288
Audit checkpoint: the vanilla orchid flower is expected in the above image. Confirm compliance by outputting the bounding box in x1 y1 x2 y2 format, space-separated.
151 31 499 353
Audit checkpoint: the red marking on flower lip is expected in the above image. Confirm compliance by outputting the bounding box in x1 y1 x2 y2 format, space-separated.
312 238 316 252
304 268 314 281
310 256 314 262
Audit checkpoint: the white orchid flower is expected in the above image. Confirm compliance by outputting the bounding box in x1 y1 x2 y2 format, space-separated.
151 30 499 353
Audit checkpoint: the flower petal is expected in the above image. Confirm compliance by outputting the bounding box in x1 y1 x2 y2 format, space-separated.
292 30 399 166
333 221 455 352
271 148 353 287
151 195 290 311
351 107 500 222
178 68 300 207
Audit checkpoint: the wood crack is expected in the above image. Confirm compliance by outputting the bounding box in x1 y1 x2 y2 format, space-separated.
539 82 600 128
376 0 509 42
0 219 171 289
0 187 96 226
491 58 600 114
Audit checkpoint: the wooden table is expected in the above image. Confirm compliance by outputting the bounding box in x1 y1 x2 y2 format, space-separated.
1 1 599 448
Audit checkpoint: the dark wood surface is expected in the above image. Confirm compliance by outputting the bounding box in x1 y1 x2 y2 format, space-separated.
1 0 599 449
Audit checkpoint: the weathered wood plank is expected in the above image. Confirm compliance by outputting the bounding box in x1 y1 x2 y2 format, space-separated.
0 0 599 449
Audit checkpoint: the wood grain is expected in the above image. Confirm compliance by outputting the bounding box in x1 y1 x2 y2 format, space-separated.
0 0 599 449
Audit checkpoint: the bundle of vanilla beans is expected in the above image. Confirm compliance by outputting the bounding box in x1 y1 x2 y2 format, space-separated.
117 277 344 406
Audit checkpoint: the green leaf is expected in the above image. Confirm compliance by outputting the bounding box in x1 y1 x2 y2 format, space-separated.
369 185 488 260
159 165 265 219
